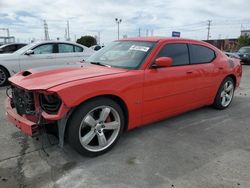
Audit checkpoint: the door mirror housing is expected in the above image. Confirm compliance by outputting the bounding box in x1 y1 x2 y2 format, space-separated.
153 57 173 68
0 48 3 52
25 49 34 55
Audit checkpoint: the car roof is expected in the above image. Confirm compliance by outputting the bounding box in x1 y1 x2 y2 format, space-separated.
0 43 27 48
120 37 217 50
33 40 82 45
120 37 204 43
29 41 88 48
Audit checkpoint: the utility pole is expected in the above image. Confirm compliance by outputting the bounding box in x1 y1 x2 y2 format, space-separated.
115 18 122 40
207 20 212 40
64 28 67 40
138 28 141 37
43 20 50 40
67 20 70 41
98 31 101 44
146 29 148 37
151 29 154 36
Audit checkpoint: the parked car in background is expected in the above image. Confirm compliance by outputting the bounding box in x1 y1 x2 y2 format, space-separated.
90 44 104 51
0 41 94 86
0 43 27 54
237 46 250 64
5 37 242 157
224 52 240 59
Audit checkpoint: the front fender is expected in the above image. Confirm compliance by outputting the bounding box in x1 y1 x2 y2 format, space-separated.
48 71 144 129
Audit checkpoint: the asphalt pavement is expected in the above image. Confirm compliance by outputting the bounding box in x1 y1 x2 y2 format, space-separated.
0 65 250 188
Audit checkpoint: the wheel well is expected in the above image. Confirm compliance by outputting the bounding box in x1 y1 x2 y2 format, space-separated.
226 74 236 87
70 95 129 132
0 65 10 77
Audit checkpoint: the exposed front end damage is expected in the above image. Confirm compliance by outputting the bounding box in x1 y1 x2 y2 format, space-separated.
5 85 71 147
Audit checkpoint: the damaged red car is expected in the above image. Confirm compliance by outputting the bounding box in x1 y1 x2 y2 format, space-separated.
5 37 242 157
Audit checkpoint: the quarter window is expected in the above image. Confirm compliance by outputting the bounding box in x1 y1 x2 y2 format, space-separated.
58 44 74 53
157 44 189 66
189 44 215 64
33 44 54 54
74 45 83 52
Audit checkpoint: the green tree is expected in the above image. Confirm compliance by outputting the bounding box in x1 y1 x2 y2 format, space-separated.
76 36 97 47
238 35 250 49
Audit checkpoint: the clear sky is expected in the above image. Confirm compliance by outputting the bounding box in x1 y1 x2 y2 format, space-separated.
0 0 249 44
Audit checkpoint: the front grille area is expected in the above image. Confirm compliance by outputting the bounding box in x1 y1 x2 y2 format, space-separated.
11 86 35 115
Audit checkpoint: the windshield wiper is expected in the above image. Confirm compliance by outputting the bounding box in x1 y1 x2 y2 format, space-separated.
90 62 111 67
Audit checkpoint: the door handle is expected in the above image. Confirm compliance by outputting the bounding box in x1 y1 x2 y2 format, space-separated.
219 67 224 70
186 71 193 74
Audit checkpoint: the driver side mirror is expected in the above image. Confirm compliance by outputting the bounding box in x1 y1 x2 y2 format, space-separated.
152 57 173 68
0 48 3 52
25 49 34 55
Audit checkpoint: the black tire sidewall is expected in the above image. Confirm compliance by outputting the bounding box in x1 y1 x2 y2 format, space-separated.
0 66 9 87
67 97 125 157
213 77 235 110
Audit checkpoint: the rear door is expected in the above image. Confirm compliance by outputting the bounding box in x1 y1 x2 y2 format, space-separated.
19 43 57 71
188 44 218 102
55 43 87 64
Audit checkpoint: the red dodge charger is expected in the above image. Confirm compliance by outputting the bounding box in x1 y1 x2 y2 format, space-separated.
5 37 242 157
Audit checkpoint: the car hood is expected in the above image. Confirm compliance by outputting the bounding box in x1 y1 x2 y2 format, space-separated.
9 63 128 90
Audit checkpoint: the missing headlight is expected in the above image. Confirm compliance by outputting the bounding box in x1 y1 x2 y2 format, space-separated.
39 93 62 114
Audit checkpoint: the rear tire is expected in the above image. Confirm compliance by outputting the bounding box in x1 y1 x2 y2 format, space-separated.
67 97 125 157
213 77 235 110
0 66 9 87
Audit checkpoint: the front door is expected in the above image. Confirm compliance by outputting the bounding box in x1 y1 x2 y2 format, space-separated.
19 43 57 71
142 43 201 125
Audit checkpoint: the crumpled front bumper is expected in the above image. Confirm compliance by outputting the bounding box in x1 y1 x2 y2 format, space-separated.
5 98 39 136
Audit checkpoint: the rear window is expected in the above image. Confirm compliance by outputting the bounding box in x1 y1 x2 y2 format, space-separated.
189 44 216 64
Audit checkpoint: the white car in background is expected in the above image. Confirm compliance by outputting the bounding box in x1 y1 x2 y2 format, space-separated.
0 41 94 86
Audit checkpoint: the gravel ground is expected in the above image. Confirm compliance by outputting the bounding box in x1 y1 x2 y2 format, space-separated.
0 65 249 188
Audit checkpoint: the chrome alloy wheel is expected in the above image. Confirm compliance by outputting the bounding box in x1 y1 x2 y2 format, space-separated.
78 106 121 152
221 80 234 107
0 68 7 86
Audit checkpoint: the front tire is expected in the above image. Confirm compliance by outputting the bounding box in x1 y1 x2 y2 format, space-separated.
0 66 9 87
67 97 125 157
213 77 235 110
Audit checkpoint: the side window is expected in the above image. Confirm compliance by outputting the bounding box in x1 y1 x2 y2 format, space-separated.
18 44 26 49
74 45 83 52
33 44 54 54
58 44 74 53
4 45 16 52
190 44 215 64
157 44 189 66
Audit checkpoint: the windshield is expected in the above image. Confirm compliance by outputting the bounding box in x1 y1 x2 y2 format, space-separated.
239 47 250 53
86 41 155 69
